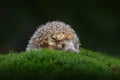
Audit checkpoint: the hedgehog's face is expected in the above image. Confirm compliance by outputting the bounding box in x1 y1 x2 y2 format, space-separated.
47 33 80 53
55 40 79 53
47 39 79 53
48 31 80 53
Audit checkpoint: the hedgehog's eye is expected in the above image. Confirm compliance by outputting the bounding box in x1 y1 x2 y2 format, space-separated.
61 43 66 49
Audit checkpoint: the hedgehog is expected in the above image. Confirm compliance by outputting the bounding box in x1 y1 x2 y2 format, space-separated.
26 21 80 53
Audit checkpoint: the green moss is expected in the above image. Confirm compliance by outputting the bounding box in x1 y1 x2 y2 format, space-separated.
0 48 120 80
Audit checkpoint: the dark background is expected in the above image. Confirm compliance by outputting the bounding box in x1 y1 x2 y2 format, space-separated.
0 0 120 55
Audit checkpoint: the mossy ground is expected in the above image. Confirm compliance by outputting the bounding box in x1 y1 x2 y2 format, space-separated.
0 48 120 80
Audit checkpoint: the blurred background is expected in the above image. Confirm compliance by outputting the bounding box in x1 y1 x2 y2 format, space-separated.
0 0 120 55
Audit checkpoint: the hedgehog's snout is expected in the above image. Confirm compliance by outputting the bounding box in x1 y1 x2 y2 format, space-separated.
63 40 79 53
67 49 79 53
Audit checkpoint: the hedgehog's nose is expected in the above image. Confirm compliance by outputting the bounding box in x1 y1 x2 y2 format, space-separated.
67 42 79 53
67 48 79 53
